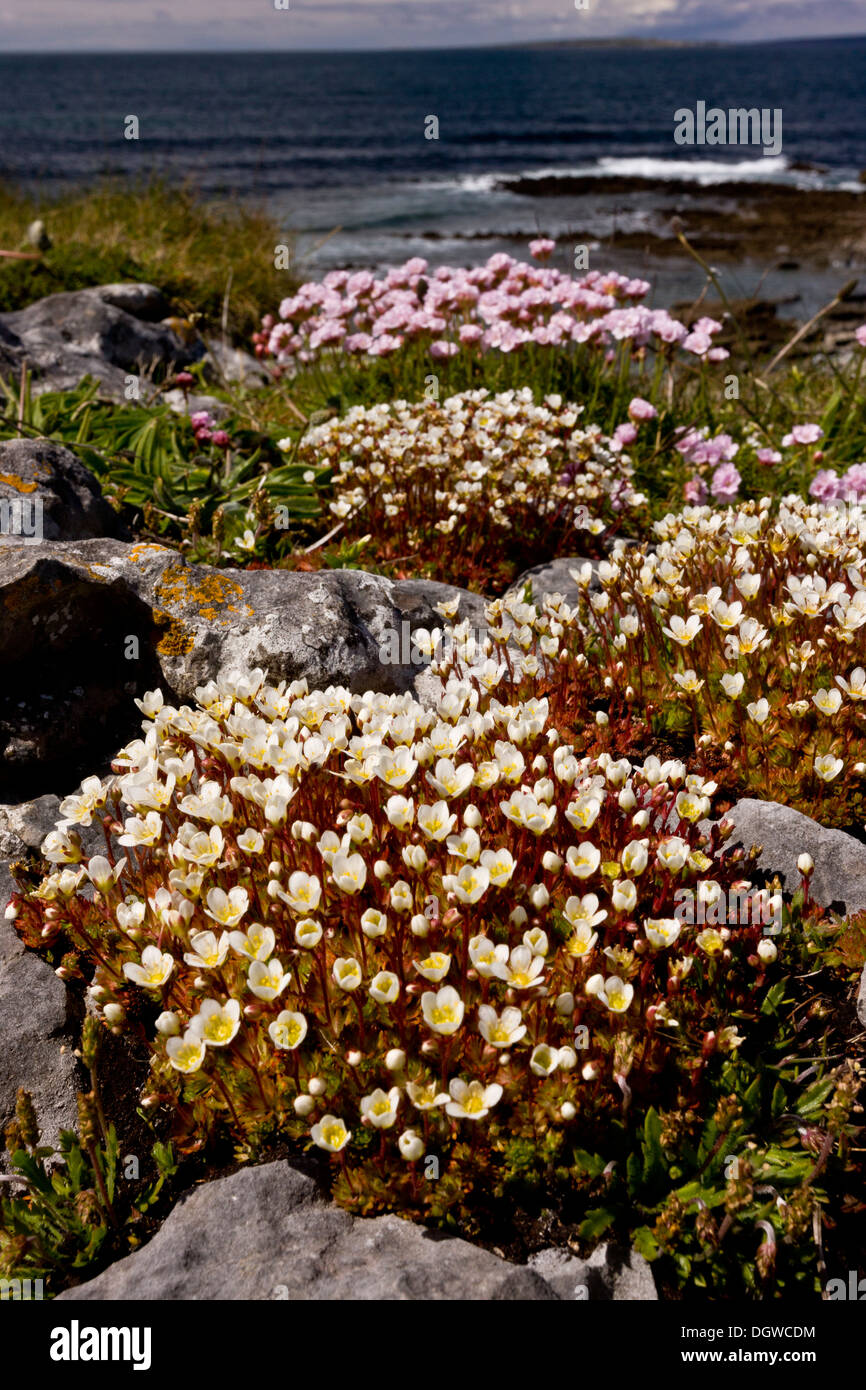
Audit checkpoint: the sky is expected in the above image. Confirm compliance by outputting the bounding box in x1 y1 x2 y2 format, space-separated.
0 0 864 51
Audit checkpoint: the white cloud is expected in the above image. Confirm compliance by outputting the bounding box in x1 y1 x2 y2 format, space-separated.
0 0 862 47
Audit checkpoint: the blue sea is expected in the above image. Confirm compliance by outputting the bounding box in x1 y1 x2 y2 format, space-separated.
0 37 864 310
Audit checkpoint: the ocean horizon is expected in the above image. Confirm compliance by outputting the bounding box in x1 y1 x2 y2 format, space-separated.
1 37 864 312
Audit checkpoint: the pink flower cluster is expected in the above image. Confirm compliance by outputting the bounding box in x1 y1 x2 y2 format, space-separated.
675 427 739 468
254 246 729 367
675 426 741 502
809 463 866 502
190 410 230 449
783 423 824 447
608 401 656 453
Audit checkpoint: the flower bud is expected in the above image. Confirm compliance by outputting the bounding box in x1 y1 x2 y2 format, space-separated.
757 939 777 963
797 852 814 876
555 991 575 1015
374 860 392 880
155 1011 180 1036
398 1129 425 1161
385 1048 406 1071
346 1050 362 1066
402 844 428 871
560 1102 576 1121
410 913 430 937
103 1003 124 1024
308 1077 326 1096
294 1094 315 1116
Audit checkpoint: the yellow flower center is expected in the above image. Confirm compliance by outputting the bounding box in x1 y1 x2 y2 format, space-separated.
463 1095 484 1113
431 1006 456 1024
205 1016 234 1042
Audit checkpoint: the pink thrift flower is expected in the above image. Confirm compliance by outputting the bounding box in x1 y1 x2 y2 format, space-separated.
367 334 403 356
627 397 657 423
211 431 230 448
529 238 556 261
757 448 782 465
856 325 866 347
612 422 638 449
710 463 741 502
343 333 372 353
842 463 866 496
809 469 840 501
429 339 459 359
783 423 824 446
684 476 708 504
651 314 686 345
683 331 712 356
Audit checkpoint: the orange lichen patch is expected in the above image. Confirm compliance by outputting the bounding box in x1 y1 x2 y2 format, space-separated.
76 564 118 584
128 543 171 564
0 473 39 494
153 607 196 657
154 564 253 626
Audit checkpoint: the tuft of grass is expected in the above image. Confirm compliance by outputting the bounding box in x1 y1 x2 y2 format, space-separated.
0 179 294 340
